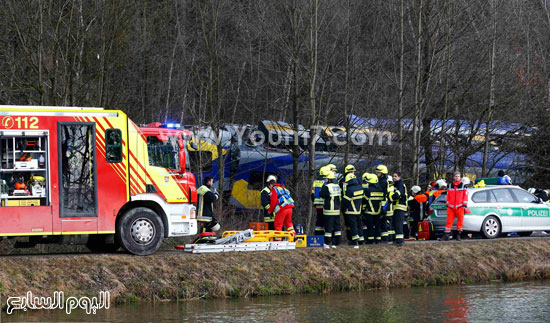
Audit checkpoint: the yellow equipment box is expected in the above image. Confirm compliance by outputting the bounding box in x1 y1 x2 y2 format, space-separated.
222 230 295 242
6 199 40 207
295 235 306 248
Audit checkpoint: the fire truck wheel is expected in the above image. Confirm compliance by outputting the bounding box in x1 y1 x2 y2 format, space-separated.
116 207 164 256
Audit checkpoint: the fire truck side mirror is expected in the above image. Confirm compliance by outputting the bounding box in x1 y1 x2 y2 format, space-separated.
179 149 186 173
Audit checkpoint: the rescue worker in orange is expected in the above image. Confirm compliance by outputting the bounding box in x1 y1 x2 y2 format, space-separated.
441 172 468 241
268 177 296 236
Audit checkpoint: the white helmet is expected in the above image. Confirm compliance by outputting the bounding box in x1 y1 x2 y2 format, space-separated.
266 175 277 183
528 188 536 194
411 186 421 194
462 177 471 185
211 223 220 232
436 179 447 188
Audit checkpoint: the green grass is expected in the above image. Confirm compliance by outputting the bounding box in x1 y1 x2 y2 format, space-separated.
0 239 550 304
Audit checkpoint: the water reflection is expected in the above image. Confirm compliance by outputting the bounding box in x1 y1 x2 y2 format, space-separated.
4 281 550 322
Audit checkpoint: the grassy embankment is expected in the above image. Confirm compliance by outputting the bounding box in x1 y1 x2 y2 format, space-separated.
0 238 549 304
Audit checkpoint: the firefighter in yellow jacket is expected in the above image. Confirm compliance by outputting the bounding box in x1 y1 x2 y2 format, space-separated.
342 173 364 248
362 173 385 244
260 175 277 230
311 166 329 236
319 171 342 248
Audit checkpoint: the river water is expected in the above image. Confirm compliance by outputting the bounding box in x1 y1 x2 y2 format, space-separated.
4 281 550 322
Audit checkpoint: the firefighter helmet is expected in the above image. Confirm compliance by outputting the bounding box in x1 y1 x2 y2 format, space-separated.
411 185 421 194
325 172 336 179
266 175 277 183
374 164 388 174
344 164 356 173
327 164 337 172
387 175 394 185
345 173 356 182
436 179 447 188
319 166 330 177
363 173 378 184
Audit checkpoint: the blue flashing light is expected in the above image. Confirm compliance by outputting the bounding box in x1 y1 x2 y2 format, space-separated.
161 123 181 129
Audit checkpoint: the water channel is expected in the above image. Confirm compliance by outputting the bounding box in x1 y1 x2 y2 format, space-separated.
4 281 550 322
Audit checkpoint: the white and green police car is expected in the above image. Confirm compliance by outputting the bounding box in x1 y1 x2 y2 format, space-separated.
429 186 550 238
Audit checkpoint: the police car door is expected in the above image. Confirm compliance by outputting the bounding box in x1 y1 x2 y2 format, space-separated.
511 188 550 230
490 188 522 231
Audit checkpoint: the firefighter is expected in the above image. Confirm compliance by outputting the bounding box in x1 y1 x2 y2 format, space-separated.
391 172 408 246
268 179 296 236
197 176 220 233
342 173 363 248
312 167 329 235
261 175 277 230
442 172 468 241
385 175 400 242
408 185 428 239
374 165 390 242
362 173 385 244
320 171 342 248
340 164 357 243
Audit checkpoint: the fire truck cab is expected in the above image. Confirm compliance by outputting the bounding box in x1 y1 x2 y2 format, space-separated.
0 106 197 255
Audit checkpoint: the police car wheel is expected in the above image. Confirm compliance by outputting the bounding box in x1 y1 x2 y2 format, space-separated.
116 207 164 256
480 216 500 239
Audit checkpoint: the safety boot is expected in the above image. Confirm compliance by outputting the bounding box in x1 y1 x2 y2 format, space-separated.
454 230 462 241
440 232 450 241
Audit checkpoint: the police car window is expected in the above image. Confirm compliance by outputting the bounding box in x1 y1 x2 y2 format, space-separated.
434 193 447 204
491 189 514 203
511 189 537 203
472 191 489 203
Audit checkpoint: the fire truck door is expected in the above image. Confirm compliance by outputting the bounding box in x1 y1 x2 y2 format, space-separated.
58 123 98 232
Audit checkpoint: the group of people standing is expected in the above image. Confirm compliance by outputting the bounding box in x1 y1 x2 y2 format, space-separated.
195 165 477 247
311 164 409 248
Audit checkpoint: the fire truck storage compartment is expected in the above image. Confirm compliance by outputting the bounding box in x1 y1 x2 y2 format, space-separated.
0 130 49 207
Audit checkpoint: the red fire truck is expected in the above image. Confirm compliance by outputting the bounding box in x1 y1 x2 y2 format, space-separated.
0 106 198 255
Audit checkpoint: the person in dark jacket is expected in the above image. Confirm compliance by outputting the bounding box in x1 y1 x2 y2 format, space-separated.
391 172 408 246
197 176 220 233
320 172 342 248
261 175 277 230
362 173 385 244
408 185 428 239
342 173 364 248
311 167 329 235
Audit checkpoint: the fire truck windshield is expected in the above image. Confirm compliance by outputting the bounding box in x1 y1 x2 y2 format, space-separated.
146 136 180 170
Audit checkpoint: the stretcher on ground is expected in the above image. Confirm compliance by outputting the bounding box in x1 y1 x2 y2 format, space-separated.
222 230 295 242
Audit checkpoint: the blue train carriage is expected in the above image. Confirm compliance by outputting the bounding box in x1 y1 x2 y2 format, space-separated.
183 122 384 213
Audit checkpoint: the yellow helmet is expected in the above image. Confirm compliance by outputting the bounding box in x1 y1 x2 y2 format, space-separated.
374 164 388 174
319 166 330 177
325 164 338 173
345 173 356 182
344 164 356 173
325 172 336 179
363 172 378 184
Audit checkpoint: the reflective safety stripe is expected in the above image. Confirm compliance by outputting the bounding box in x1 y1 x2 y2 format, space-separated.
197 216 213 222
312 179 325 205
352 235 360 240
334 231 342 236
325 232 333 237
388 230 395 235
395 205 408 211
274 186 294 214
396 234 404 239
